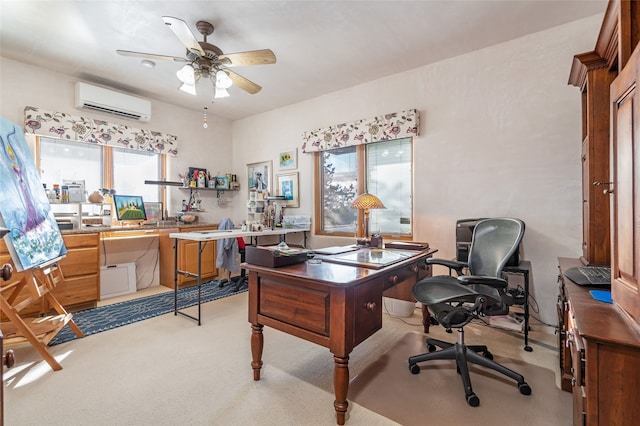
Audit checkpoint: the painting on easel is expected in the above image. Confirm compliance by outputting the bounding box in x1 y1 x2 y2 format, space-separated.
0 116 66 271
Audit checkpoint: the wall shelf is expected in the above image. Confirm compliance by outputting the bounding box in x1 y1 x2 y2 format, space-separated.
145 179 239 198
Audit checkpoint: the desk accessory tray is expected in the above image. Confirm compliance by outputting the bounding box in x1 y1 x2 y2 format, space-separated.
246 245 309 267
322 248 414 269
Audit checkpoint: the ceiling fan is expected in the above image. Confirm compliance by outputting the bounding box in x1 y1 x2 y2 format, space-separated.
117 16 276 99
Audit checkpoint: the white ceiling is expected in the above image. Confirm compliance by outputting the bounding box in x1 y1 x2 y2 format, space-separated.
0 0 606 121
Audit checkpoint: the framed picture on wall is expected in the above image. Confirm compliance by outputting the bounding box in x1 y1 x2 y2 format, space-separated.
247 161 272 194
276 172 299 208
278 148 297 170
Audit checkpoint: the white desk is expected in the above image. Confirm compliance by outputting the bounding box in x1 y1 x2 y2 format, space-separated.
169 227 309 324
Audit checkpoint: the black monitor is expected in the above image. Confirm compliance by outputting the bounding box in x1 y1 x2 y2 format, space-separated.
113 195 147 223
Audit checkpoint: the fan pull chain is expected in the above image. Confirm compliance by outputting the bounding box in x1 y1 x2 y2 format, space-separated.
203 106 208 128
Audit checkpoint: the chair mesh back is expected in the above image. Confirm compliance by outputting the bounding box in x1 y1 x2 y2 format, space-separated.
467 218 525 278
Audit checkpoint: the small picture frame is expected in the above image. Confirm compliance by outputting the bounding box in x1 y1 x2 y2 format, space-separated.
276 172 299 208
279 148 297 170
188 167 207 188
216 175 230 190
247 161 272 194
144 202 163 222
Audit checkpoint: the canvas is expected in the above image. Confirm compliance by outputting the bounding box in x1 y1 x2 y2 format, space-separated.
0 116 66 271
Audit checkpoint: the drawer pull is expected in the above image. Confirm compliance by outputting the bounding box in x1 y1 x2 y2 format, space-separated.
388 275 399 285
364 302 377 311
3 349 15 368
1 263 13 282
411 265 419 273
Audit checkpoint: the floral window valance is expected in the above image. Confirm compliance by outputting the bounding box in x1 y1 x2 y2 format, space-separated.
23 106 178 156
301 109 419 153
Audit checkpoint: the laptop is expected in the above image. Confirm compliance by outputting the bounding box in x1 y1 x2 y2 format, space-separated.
564 266 611 287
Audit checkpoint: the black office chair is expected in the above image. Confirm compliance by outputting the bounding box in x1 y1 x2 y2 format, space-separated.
408 217 530 407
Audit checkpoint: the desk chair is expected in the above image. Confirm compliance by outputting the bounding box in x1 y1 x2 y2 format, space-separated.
408 217 530 406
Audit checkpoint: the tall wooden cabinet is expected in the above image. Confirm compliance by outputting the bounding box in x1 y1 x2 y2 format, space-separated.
561 1 640 424
568 0 640 266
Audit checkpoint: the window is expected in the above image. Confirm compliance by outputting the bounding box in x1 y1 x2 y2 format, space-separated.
39 138 103 194
113 147 160 201
38 137 162 202
316 137 413 238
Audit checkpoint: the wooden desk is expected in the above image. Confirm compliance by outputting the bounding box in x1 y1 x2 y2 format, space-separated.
169 227 310 324
245 248 435 425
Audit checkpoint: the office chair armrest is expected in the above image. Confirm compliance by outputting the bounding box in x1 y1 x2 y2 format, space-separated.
426 258 467 276
458 275 508 289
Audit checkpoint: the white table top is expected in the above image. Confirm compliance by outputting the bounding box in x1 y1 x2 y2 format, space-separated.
169 227 309 241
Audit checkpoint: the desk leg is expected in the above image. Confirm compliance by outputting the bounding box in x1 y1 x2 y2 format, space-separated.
421 304 431 333
251 324 264 381
173 238 178 316
333 355 349 425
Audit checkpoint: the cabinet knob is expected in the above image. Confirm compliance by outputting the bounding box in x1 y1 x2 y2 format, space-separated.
388 275 399 285
411 265 419 273
1 263 12 282
364 302 377 311
3 349 15 368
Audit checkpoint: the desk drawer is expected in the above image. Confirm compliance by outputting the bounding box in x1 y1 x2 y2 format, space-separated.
353 279 383 346
259 278 330 337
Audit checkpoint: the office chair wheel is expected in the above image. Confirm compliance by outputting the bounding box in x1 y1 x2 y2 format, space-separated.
518 382 532 395
409 363 420 374
466 393 480 407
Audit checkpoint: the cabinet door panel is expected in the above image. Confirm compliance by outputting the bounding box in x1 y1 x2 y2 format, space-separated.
610 44 640 322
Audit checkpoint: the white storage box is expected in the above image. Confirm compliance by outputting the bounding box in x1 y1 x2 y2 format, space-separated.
100 262 136 299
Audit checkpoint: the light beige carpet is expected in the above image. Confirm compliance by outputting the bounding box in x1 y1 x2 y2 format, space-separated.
350 331 571 426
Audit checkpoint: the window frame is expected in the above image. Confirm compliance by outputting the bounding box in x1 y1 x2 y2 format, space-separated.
314 138 414 240
35 136 165 205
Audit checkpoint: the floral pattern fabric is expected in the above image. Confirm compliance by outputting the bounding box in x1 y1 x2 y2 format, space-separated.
23 106 178 156
301 109 419 153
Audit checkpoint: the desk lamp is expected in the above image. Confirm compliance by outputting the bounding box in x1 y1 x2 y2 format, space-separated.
350 193 385 246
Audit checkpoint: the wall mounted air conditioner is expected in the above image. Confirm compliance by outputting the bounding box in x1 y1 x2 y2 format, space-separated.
75 82 151 122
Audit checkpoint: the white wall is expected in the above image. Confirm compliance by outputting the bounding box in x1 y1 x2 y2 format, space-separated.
230 15 603 325
0 14 603 325
0 57 237 224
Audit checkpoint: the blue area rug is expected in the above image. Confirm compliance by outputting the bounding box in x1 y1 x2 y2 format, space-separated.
49 281 246 345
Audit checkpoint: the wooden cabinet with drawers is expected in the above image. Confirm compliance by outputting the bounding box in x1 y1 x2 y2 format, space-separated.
0 232 100 315
158 226 218 288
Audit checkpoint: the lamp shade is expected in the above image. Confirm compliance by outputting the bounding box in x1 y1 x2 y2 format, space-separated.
176 64 195 85
350 193 385 210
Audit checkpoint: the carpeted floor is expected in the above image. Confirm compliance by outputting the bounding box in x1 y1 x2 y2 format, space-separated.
48 280 247 345
349 331 571 426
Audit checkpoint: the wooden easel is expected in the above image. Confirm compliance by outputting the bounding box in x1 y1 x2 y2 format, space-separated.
0 263 84 371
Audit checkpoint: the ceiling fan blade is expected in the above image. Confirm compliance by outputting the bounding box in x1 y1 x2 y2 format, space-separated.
162 16 206 57
226 70 262 94
219 49 276 67
117 50 188 62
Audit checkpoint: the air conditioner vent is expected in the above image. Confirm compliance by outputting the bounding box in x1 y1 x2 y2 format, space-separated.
75 82 151 122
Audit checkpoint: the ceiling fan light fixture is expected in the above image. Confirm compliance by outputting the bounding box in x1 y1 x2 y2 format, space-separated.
179 82 197 95
216 70 233 89
177 64 195 84
215 87 230 99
